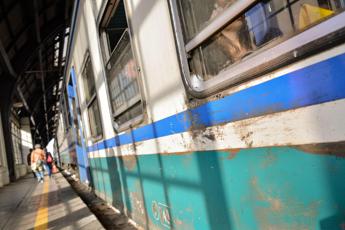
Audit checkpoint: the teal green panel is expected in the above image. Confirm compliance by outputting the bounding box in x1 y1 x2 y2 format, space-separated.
89 147 345 230
60 151 71 164
99 156 113 202
91 157 105 197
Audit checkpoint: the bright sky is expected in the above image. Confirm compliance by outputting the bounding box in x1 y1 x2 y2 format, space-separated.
46 138 55 155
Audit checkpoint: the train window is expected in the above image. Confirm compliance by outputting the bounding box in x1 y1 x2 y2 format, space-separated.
71 97 82 145
100 0 144 130
62 89 70 131
169 0 345 96
82 56 103 140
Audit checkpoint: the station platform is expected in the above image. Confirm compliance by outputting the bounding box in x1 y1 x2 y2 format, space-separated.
0 173 104 230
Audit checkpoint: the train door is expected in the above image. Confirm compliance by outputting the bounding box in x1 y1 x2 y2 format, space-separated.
66 68 90 184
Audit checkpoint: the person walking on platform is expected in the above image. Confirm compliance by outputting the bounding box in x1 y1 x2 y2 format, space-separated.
30 144 45 183
42 148 51 177
45 151 54 177
27 148 37 178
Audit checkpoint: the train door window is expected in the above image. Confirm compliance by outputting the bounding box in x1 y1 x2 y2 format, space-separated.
100 0 143 130
169 0 345 96
82 56 103 140
62 89 70 131
68 78 82 145
71 98 82 145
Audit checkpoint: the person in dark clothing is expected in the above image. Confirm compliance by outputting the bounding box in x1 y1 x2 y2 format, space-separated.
46 151 54 177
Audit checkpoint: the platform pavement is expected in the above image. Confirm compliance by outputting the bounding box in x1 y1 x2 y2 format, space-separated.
0 172 104 230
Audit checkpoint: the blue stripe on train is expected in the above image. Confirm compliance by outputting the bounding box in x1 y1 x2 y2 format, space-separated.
88 52 345 152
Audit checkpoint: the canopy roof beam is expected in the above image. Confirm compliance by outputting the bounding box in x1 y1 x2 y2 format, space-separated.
0 38 16 77
34 0 50 143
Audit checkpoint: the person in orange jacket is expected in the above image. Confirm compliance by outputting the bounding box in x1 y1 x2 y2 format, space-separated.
30 144 45 183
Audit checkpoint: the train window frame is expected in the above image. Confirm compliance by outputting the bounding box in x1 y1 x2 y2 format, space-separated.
62 89 70 132
71 66 88 147
99 0 145 132
168 0 345 98
82 55 103 142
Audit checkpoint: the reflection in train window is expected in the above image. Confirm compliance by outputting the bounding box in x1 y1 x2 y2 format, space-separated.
172 0 345 92
82 56 103 140
100 0 143 129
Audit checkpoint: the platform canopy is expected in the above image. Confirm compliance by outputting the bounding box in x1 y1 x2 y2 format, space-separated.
0 0 75 145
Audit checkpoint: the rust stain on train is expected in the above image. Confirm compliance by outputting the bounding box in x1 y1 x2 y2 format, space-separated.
261 149 277 168
162 150 194 156
120 155 138 171
187 92 226 109
173 218 194 229
250 176 321 229
294 141 345 158
226 148 241 160
160 148 242 160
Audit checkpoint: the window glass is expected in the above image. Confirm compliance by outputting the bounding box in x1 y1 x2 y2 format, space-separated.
115 102 142 126
177 0 345 82
88 99 103 138
178 0 235 41
106 31 140 120
71 98 81 145
104 0 127 52
83 58 96 101
63 89 71 128
83 57 103 139
101 0 143 128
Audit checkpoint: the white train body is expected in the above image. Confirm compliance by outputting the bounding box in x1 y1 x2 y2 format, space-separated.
56 1 345 229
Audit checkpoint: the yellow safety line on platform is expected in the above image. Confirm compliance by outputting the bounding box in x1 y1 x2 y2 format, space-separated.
34 179 49 230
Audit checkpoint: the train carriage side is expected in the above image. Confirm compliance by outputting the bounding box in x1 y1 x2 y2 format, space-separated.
62 0 345 229
56 90 78 170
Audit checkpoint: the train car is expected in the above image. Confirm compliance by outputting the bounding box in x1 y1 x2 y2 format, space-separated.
55 95 76 170
56 0 345 229
56 75 90 182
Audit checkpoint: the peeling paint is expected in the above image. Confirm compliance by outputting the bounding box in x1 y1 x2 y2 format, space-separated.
233 119 256 148
89 146 345 229
268 197 283 212
250 176 322 229
203 133 216 141
121 155 138 171
129 190 147 226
